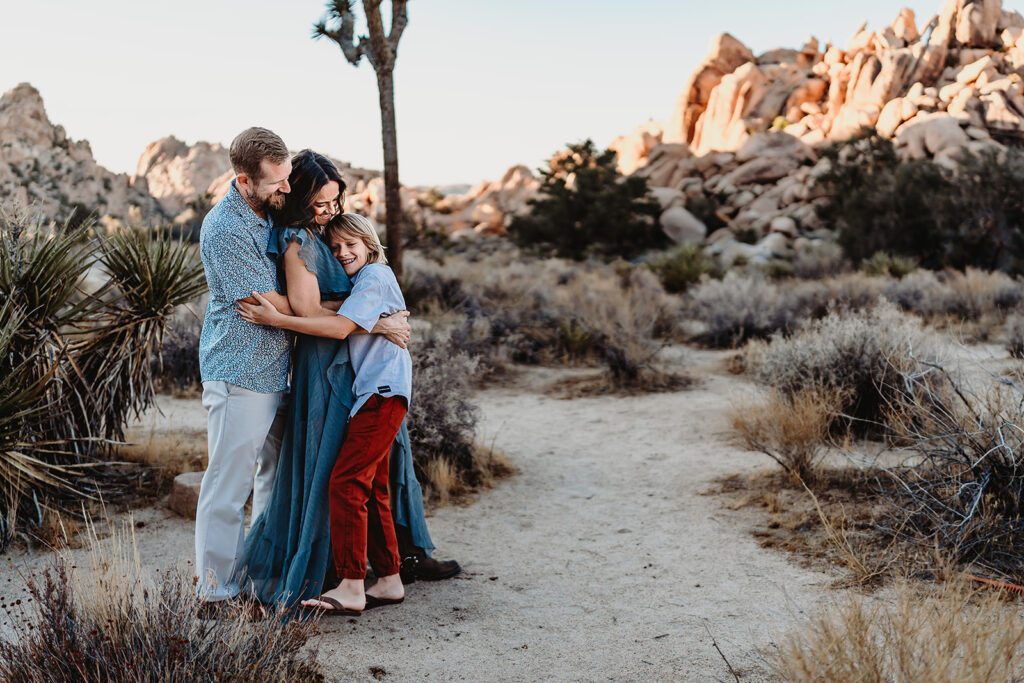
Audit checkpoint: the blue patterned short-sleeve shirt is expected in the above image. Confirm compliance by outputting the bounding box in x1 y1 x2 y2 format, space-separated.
198 181 290 393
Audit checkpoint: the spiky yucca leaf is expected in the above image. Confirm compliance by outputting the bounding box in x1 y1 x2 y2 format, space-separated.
99 228 207 315
0 212 100 325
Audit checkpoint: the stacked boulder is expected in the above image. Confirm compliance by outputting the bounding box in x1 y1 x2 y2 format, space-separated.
614 0 1024 264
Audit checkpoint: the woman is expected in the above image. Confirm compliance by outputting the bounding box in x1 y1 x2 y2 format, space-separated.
237 150 456 608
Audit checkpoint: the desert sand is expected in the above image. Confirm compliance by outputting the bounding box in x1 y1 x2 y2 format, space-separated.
1 349 838 681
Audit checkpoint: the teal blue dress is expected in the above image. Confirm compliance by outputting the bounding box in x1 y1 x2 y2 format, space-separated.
237 226 433 607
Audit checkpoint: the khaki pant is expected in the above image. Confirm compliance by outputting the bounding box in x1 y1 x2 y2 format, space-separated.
195 380 285 601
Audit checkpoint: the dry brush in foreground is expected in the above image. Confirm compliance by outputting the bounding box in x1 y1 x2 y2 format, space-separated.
0 518 323 681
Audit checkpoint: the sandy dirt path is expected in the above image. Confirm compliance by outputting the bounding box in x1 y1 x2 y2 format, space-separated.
1 350 836 681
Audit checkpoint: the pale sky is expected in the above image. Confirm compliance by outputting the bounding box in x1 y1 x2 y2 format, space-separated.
0 1 968 186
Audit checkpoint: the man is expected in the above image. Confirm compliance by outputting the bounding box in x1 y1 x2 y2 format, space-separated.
195 127 296 606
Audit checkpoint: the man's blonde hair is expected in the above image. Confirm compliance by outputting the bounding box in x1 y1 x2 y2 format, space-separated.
325 213 388 265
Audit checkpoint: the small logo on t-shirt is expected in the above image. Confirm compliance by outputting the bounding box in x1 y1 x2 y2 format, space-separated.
377 385 391 394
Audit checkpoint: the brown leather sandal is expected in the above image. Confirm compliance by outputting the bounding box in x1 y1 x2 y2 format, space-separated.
304 595 362 616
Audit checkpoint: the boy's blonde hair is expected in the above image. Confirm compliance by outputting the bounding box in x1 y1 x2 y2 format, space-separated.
325 213 388 265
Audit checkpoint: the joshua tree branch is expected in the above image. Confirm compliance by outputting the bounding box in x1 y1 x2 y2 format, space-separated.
363 0 390 72
389 0 409 50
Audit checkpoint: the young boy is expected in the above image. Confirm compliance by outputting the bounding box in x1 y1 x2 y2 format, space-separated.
238 213 409 614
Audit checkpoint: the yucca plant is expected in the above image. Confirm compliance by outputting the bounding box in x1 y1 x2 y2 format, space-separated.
0 210 207 546
76 228 206 439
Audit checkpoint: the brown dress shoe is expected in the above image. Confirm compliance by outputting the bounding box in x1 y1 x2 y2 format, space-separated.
399 550 461 584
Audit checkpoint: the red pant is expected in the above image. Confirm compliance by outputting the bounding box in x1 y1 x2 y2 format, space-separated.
330 394 407 580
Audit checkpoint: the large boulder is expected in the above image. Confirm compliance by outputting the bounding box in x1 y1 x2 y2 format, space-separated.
735 131 817 164
692 62 767 155
666 33 756 145
659 206 707 244
894 111 971 158
955 0 1002 47
721 156 801 186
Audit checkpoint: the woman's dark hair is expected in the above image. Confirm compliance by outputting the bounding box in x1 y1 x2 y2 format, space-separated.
270 149 347 228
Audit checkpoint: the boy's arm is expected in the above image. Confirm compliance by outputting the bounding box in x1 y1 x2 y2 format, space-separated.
238 292 359 339
237 292 410 347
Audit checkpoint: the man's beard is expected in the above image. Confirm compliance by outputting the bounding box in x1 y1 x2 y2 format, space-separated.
266 191 287 211
245 185 287 213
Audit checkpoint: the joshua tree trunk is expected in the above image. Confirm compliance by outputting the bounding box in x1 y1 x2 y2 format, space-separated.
376 69 402 277
315 0 408 278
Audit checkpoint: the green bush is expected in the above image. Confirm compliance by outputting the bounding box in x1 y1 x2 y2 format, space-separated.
646 244 714 293
815 134 1024 273
508 140 663 259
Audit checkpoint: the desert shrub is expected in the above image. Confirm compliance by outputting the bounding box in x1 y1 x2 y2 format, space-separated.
884 370 1024 580
0 521 322 681
773 579 1024 682
687 272 803 347
817 135 1024 272
508 139 663 260
646 244 714 293
0 211 205 546
1008 314 1024 359
791 242 849 279
555 266 688 391
753 302 934 435
731 385 844 483
863 251 917 278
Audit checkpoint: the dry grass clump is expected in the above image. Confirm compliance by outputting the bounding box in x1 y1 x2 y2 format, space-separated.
731 385 845 484
771 579 1024 682
883 367 1024 581
0 519 323 681
752 302 934 436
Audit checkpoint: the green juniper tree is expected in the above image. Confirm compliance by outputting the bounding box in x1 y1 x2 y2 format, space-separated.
509 140 663 260
315 0 409 278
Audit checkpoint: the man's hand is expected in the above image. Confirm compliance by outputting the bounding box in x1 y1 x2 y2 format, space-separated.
238 290 293 316
237 291 284 327
372 310 411 349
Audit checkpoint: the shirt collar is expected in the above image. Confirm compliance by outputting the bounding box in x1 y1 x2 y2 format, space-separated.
226 179 274 230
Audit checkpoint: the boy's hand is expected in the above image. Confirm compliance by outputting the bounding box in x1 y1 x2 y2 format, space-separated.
372 310 411 349
237 291 284 327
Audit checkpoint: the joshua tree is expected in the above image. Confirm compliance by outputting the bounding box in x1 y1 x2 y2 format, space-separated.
315 0 409 278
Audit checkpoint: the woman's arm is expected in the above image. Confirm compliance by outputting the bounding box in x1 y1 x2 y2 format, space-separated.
282 238 326 317
238 291 359 340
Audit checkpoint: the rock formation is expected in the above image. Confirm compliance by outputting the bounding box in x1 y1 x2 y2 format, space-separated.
132 136 231 216
0 83 165 225
615 0 1024 264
